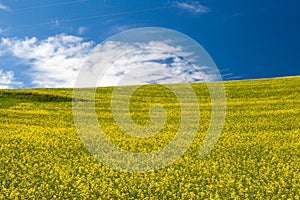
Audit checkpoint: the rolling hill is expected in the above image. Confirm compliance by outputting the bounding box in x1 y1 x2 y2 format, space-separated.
0 76 299 199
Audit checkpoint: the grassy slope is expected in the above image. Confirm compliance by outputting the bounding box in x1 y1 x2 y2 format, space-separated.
0 76 299 199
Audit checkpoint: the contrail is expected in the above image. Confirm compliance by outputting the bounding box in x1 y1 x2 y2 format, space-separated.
13 0 88 12
62 6 172 23
18 6 173 28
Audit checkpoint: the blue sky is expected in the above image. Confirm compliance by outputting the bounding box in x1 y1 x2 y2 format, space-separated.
0 0 299 88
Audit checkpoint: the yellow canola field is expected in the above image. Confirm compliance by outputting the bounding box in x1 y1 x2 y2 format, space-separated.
0 76 299 199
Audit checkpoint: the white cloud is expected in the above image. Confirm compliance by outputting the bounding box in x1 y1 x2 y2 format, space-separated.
222 73 242 80
0 2 9 11
1 33 219 88
175 1 210 14
0 69 22 88
76 40 219 88
110 25 133 34
0 28 5 34
50 19 61 27
78 26 87 35
0 34 94 88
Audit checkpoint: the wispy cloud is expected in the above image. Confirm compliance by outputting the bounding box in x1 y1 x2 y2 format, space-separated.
219 68 243 80
0 34 94 88
50 19 61 27
113 25 132 33
0 28 5 34
0 2 9 11
222 73 243 80
78 26 87 35
174 1 210 14
107 24 136 35
0 69 22 88
0 26 9 35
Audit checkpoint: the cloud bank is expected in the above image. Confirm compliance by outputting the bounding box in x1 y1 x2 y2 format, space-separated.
0 33 219 88
0 34 94 87
76 39 219 88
